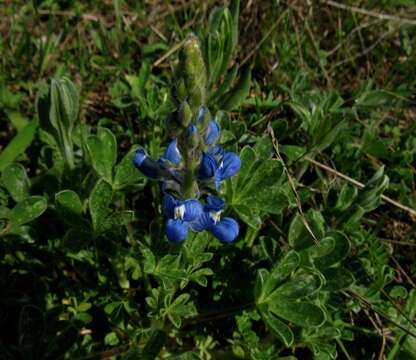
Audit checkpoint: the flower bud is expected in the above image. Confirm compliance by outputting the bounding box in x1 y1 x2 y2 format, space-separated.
179 101 193 128
185 124 199 149
133 149 165 179
160 139 182 165
177 34 207 113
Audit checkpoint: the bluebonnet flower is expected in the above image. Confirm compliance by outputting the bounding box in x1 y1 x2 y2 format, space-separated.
160 139 182 165
166 219 189 242
191 195 239 243
162 194 203 242
204 120 220 145
133 149 165 179
199 146 241 189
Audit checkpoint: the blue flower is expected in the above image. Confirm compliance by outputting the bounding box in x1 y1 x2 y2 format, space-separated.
204 120 220 145
162 194 203 222
160 139 182 165
198 146 241 189
190 196 239 243
219 152 241 180
211 217 239 243
133 149 165 179
198 152 217 178
166 218 189 242
162 194 203 241
204 195 225 212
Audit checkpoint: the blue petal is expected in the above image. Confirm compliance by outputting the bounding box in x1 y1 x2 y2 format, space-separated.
211 217 239 243
161 139 182 165
181 199 203 222
198 152 218 179
186 124 198 137
207 145 224 160
220 152 241 180
197 106 208 124
204 120 220 145
133 149 146 167
133 149 163 179
214 169 223 190
162 194 177 218
204 195 225 212
190 211 215 232
166 219 189 242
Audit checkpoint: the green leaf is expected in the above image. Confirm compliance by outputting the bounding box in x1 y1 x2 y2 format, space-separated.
114 150 144 190
101 210 134 232
362 129 389 159
288 209 326 250
281 145 306 161
231 146 290 226
268 273 322 302
255 268 270 302
87 127 117 184
335 184 357 211
1 163 30 202
260 251 300 301
104 332 119 346
49 77 79 132
269 302 326 327
55 190 85 227
262 310 294 347
308 231 351 269
220 68 251 111
6 111 28 131
10 196 47 230
233 204 262 229
0 120 38 172
322 267 354 291
89 179 112 232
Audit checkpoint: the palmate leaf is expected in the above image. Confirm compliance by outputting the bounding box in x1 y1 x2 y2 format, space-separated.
256 251 300 302
302 326 341 360
230 146 291 229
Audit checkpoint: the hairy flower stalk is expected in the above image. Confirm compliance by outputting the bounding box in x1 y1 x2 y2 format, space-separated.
133 34 241 243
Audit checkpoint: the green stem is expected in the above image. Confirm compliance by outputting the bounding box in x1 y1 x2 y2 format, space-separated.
246 227 259 247
182 150 197 199
336 338 352 360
